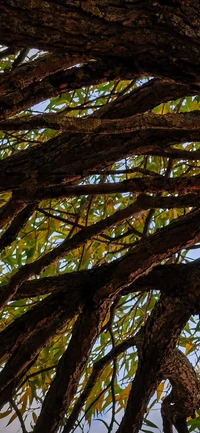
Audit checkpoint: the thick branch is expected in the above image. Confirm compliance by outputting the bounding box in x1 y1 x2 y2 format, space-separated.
0 53 85 119
0 72 198 122
8 258 200 301
0 53 80 96
117 288 200 433
2 116 200 196
0 288 84 408
0 280 87 365
161 349 200 433
1 1 200 88
125 260 200 294
1 210 200 408
2 110 200 134
33 300 109 433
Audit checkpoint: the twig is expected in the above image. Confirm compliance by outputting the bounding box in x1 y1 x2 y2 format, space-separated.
10 397 28 433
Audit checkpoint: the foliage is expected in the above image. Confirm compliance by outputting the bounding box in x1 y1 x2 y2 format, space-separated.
0 3 200 433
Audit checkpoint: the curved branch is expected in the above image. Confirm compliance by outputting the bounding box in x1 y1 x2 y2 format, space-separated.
161 349 200 433
116 291 197 433
7 257 200 301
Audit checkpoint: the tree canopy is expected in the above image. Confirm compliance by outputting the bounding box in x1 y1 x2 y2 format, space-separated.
1 1 200 433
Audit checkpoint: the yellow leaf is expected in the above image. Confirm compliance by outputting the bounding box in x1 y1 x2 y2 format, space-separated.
0 409 12 419
156 381 165 401
32 412 38 423
185 342 193 355
45 375 51 384
102 313 110 328
6 412 18 426
116 383 132 401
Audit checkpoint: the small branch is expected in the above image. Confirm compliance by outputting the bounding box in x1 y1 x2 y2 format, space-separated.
12 48 29 68
107 297 118 433
62 335 136 433
81 167 162 177
145 148 200 161
142 208 155 238
71 383 111 433
0 203 37 252
20 182 200 201
18 365 57 390
10 397 28 433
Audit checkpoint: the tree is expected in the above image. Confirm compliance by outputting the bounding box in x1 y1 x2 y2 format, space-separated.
0 1 200 432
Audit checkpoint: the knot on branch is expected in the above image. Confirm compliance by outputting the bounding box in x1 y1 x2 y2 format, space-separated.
161 348 200 433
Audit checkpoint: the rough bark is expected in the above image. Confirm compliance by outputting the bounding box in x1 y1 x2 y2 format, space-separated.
1 1 200 88
1 2 200 433
161 349 200 433
117 291 199 433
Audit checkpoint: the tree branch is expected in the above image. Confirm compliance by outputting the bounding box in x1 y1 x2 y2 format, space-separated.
0 198 146 308
2 110 200 134
1 1 200 89
116 290 199 433
0 203 36 252
1 209 200 409
10 397 28 433
33 300 110 433
63 335 136 433
0 288 83 408
145 147 200 161
0 67 198 121
0 283 84 365
22 183 200 201
0 198 26 229
161 349 200 433
0 54 90 120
